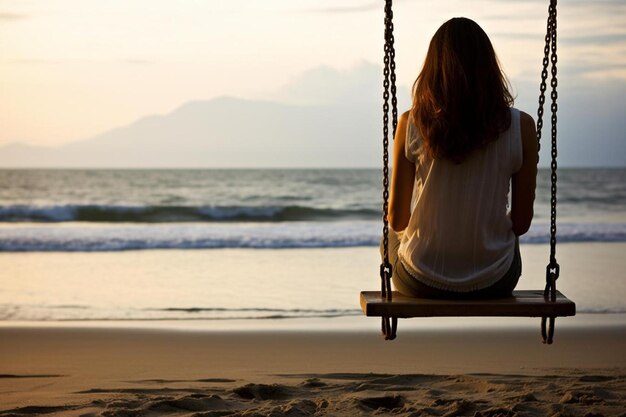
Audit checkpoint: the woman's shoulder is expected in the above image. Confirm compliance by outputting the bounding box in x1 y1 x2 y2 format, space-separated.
399 110 416 133
400 110 422 164
516 109 535 128
517 109 538 162
516 110 536 140
507 108 535 141
399 110 411 130
398 110 416 141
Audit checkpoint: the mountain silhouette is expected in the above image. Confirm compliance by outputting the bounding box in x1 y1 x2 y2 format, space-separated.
0 96 383 168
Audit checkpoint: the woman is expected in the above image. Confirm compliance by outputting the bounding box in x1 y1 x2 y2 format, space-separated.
385 17 537 299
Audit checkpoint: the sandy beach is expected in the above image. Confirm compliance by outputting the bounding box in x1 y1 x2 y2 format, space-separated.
1 322 625 416
1 243 626 415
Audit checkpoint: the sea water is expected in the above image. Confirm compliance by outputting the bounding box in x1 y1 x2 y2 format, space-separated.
0 168 624 323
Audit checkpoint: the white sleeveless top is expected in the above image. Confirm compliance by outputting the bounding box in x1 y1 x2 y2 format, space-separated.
398 107 523 292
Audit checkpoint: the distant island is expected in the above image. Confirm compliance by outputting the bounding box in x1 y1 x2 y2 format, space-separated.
1 91 624 168
0 96 382 168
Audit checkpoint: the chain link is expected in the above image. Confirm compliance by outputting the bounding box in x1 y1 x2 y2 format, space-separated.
381 0 396 301
536 0 559 278
549 1 558 269
538 1 559 341
380 0 398 340
381 3 390 299
536 8 552 155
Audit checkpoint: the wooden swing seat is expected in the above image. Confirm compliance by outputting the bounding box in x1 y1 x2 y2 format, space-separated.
360 290 576 318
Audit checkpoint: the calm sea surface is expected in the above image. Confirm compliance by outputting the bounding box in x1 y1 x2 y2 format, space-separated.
0 168 624 322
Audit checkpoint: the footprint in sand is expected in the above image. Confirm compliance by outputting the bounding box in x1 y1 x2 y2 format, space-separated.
356 394 405 410
232 383 293 401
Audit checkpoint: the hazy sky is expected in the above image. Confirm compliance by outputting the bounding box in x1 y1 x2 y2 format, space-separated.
1 0 625 152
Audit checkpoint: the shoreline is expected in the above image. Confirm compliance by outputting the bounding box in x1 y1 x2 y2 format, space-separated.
0 312 625 332
2 243 625 324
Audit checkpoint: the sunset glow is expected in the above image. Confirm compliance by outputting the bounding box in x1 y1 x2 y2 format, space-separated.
2 0 624 154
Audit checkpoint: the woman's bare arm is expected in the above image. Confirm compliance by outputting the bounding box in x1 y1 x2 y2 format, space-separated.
389 111 416 232
511 111 538 236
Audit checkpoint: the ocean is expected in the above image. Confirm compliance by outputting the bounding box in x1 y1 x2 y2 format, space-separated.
0 168 624 323
1 168 625 251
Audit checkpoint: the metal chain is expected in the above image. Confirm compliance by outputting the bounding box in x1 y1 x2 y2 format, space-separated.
381 1 391 298
388 4 398 143
548 1 559 273
538 0 559 344
535 6 552 155
380 0 397 340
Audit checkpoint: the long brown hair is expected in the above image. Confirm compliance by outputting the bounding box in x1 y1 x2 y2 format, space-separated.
410 17 514 162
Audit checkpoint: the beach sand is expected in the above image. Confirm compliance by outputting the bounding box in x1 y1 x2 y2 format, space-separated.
1 323 625 416
1 243 625 416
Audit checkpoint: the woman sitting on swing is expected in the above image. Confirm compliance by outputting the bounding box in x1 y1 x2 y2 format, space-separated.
386 17 538 299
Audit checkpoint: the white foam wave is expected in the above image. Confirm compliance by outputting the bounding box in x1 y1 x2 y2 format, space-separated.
0 222 624 252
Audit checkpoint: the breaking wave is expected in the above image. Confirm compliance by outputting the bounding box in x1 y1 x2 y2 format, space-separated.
0 204 379 223
0 222 624 252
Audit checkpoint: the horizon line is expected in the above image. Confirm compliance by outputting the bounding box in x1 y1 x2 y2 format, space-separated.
0 165 624 170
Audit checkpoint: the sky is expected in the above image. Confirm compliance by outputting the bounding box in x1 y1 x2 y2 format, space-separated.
1 0 625 165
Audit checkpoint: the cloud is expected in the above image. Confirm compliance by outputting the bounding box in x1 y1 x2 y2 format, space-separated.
568 0 626 14
7 58 156 66
562 34 626 46
491 32 541 41
274 60 626 167
492 33 626 46
499 0 623 4
124 59 154 65
0 12 28 21
304 0 417 14
490 4 626 82
8 58 57 65
511 75 626 167
306 2 379 14
561 63 626 80
271 61 411 109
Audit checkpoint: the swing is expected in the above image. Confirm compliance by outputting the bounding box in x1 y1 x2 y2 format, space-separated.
359 0 575 344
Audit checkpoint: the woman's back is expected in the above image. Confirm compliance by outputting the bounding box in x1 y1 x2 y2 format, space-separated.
398 108 522 292
386 17 537 299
